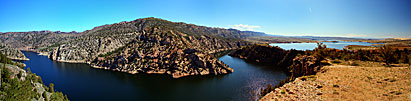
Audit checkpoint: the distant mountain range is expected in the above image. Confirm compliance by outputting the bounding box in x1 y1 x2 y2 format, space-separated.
289 36 377 41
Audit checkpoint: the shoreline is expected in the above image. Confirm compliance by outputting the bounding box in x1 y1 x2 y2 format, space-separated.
10 57 30 61
20 50 49 56
22 50 233 79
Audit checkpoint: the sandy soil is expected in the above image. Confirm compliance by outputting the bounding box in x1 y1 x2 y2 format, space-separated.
260 64 411 101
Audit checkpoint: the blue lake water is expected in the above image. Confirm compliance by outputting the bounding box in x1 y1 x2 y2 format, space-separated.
270 41 380 50
21 51 287 101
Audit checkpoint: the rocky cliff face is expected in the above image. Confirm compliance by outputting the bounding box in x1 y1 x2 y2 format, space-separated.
48 32 136 63
0 31 78 55
0 43 28 60
288 55 321 77
45 17 258 78
89 26 243 78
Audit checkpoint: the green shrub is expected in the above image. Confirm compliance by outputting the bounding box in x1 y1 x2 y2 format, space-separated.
280 89 286 94
0 53 68 101
49 83 55 93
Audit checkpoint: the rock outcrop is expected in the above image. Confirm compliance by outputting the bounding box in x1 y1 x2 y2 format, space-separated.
259 77 324 101
0 31 78 55
89 26 240 78
48 32 135 63
288 55 321 77
44 17 259 78
0 43 28 60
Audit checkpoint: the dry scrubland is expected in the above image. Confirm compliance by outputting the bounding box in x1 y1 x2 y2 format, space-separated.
344 39 411 50
260 61 411 101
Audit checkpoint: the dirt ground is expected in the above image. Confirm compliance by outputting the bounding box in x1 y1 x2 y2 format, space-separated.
260 64 411 101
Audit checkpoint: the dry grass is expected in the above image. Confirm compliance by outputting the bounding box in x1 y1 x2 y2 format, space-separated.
318 65 411 100
260 63 411 101
331 59 409 67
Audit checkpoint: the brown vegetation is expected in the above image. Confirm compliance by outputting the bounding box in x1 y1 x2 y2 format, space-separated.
229 44 304 69
261 65 411 101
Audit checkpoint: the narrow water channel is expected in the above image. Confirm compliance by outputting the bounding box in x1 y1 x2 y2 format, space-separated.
22 51 287 101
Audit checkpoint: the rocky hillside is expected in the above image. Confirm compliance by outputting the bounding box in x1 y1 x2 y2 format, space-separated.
44 17 263 78
0 43 28 60
89 26 241 78
0 31 79 55
0 17 269 78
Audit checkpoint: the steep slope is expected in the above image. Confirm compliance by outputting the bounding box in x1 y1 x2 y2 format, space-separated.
0 43 28 60
46 17 261 78
0 31 78 55
89 26 241 78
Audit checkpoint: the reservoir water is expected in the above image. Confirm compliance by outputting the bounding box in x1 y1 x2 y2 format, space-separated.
22 51 287 101
270 41 380 50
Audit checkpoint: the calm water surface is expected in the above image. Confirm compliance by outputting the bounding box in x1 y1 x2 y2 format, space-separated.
270 41 380 50
22 51 287 101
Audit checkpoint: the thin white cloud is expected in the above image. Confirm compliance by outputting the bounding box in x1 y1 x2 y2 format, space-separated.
231 24 261 31
309 8 312 13
346 34 367 37
263 32 411 39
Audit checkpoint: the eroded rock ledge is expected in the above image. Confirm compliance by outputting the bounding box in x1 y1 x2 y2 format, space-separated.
91 48 233 78
87 26 240 78
0 43 29 60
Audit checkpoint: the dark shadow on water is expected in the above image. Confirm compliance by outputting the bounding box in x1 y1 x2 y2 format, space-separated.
12 59 26 63
223 55 289 73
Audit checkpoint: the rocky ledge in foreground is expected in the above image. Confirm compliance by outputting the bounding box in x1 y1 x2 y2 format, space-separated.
259 76 324 101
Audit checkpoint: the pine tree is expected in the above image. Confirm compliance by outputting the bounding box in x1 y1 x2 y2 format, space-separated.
49 83 55 93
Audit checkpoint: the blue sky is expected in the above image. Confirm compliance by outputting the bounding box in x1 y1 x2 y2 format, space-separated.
1 0 410 38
